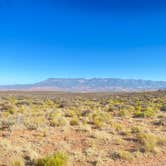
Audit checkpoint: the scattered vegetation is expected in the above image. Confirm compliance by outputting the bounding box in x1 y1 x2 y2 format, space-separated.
0 91 165 165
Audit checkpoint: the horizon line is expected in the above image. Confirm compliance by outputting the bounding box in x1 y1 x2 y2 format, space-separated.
1 77 166 86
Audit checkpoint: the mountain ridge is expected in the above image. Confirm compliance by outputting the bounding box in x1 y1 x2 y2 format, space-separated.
0 78 166 92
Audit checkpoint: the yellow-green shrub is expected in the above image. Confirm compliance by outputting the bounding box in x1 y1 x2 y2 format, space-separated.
34 152 68 166
136 132 157 153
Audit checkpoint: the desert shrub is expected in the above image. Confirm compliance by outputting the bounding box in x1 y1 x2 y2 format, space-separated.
70 116 79 126
1 103 14 111
112 137 123 145
45 99 54 107
24 116 45 130
134 111 144 118
160 104 166 112
118 109 130 117
8 97 17 105
107 105 118 112
110 121 124 133
136 132 157 153
131 126 142 134
16 100 30 106
2 111 11 118
50 117 66 127
134 107 157 118
65 109 75 118
8 108 16 114
111 150 133 161
143 107 158 117
58 101 70 108
135 105 142 111
157 136 166 146
81 110 91 117
153 117 166 126
48 112 66 127
24 121 38 130
91 112 111 128
119 128 131 136
0 119 15 130
92 117 103 128
34 152 68 166
9 156 25 166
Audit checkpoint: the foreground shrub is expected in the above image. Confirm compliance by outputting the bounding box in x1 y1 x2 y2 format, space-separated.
131 126 142 134
70 116 79 126
24 116 45 130
134 111 144 118
0 119 15 130
111 150 133 161
34 152 68 166
153 117 166 126
136 132 157 153
134 107 157 118
9 156 25 166
157 137 166 146
48 112 66 127
160 104 166 112
92 112 111 128
118 109 130 117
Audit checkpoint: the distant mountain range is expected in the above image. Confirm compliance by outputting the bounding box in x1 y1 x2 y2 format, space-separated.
0 78 166 92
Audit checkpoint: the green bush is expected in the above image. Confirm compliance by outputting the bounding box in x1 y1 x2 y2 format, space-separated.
70 116 79 126
131 126 142 133
136 132 157 153
134 111 144 118
134 107 157 118
160 104 166 112
34 152 68 166
143 107 157 117
118 109 130 117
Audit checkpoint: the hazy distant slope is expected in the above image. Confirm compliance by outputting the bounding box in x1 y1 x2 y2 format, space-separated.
1 78 166 92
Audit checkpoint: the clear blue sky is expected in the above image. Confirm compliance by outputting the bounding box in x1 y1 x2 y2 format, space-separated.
0 0 165 85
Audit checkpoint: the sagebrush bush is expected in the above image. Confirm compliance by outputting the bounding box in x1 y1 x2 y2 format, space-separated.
34 152 68 166
136 132 157 153
111 150 133 161
70 116 79 126
153 117 166 126
118 109 130 117
48 112 66 127
160 104 166 112
92 112 111 128
131 126 142 134
134 107 157 118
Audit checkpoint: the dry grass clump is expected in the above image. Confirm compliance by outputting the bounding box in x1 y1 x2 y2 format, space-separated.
118 109 130 117
24 116 46 130
91 111 111 128
136 132 158 153
48 111 66 127
160 104 166 112
153 117 166 126
70 116 79 126
109 121 125 133
131 126 142 134
8 155 25 166
111 150 134 161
